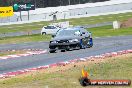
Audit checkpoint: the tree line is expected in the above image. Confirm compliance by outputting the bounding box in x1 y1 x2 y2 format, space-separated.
0 0 109 8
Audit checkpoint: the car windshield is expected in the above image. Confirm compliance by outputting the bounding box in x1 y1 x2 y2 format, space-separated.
44 26 56 29
56 29 80 36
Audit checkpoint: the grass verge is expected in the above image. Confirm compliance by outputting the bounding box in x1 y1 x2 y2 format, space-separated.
0 34 51 44
0 26 132 44
0 53 131 88
0 12 132 33
0 50 33 57
88 26 132 37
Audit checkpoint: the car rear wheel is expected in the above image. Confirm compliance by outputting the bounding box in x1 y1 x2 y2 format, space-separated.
87 44 93 48
80 43 86 49
87 38 93 48
42 32 46 35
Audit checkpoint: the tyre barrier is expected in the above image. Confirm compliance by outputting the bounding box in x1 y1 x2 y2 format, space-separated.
0 49 132 79
0 49 47 60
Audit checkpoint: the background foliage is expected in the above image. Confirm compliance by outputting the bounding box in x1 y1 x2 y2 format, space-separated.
0 0 109 8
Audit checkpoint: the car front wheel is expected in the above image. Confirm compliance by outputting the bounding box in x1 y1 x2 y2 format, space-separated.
42 32 46 35
49 49 56 53
80 39 86 49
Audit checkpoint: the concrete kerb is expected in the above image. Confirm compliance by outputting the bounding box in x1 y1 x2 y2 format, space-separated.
0 49 132 79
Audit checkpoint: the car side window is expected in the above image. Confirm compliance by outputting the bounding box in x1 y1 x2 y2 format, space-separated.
44 26 50 29
79 30 84 34
50 26 56 29
44 26 56 29
82 29 88 34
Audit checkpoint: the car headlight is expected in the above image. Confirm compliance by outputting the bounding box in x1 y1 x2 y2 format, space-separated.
50 41 57 43
69 39 79 42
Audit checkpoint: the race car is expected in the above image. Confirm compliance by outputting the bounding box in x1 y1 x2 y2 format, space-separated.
49 27 93 53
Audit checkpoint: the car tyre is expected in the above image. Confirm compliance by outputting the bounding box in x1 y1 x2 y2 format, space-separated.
80 43 86 49
75 44 81 50
42 32 46 35
61 50 65 52
79 39 86 49
66 46 72 51
87 45 92 48
49 50 56 53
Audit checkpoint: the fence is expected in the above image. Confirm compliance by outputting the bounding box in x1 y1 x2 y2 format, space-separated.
0 1 132 25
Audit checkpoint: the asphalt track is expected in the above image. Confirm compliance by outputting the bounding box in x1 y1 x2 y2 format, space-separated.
0 35 132 74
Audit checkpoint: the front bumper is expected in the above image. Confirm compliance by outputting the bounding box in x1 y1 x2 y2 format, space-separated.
49 42 80 50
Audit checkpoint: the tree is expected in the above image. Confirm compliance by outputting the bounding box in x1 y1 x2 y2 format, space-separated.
0 0 110 7
0 0 9 6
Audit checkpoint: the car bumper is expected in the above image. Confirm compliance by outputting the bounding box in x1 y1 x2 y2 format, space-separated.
49 42 80 50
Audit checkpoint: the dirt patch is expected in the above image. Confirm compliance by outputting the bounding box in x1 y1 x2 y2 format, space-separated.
0 50 28 57
0 49 43 57
120 18 132 28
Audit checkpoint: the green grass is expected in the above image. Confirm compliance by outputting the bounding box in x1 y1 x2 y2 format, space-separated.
0 34 51 44
0 25 132 44
0 50 29 56
0 22 48 34
88 26 132 37
0 12 132 33
0 54 131 88
0 24 44 33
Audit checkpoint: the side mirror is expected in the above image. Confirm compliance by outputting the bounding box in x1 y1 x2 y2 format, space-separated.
52 34 56 37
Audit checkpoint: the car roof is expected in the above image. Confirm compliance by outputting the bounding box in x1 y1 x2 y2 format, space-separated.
74 26 84 28
47 25 56 26
62 27 83 31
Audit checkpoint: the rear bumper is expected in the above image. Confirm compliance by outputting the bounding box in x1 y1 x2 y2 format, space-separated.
49 42 80 50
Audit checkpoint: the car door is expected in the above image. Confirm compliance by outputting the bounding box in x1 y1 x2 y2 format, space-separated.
49 26 58 34
53 27 60 34
44 26 52 34
80 29 89 46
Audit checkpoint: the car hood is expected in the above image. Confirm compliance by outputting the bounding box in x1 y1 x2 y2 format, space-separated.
51 35 81 41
